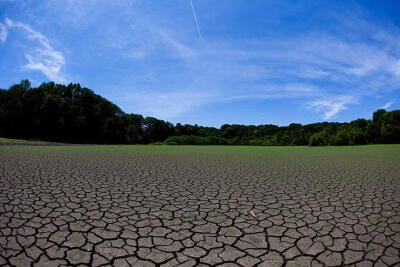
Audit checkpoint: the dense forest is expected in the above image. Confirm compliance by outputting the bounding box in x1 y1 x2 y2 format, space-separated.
0 80 399 146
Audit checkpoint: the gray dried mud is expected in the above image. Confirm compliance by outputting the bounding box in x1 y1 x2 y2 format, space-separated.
0 146 399 266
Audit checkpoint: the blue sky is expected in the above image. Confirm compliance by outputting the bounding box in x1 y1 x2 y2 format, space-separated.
0 0 399 127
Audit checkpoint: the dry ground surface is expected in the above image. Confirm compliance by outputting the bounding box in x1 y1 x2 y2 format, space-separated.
0 145 399 266
0 137 64 146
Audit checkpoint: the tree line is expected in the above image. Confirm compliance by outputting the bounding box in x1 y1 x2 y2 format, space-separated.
0 80 399 146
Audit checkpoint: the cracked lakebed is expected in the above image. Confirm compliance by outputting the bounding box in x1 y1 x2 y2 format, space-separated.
0 145 399 266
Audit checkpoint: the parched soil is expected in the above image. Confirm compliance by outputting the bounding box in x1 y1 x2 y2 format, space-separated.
0 142 65 146
0 145 399 266
0 137 66 146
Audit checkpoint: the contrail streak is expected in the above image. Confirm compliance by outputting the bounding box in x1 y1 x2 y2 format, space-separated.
189 0 204 44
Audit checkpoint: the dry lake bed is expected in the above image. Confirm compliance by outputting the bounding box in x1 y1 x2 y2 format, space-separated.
0 145 399 266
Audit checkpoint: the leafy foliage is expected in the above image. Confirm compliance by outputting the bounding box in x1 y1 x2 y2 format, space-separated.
164 135 228 145
0 80 399 145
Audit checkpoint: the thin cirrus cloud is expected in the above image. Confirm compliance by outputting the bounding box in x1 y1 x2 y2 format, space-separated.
307 96 359 120
121 27 399 120
2 18 66 82
0 23 7 42
103 22 199 60
117 83 320 121
118 91 217 119
216 34 400 83
380 101 393 110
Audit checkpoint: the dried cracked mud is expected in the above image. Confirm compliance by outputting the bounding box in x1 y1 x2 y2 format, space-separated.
0 146 399 266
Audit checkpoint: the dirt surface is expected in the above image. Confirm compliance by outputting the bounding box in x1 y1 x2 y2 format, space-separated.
0 137 65 146
0 145 399 266
0 142 64 146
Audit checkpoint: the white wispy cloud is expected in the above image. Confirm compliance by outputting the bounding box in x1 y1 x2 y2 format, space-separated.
156 29 197 58
4 18 66 82
102 22 198 60
307 96 359 120
224 83 319 102
114 26 399 119
119 83 319 119
393 60 400 77
114 13 400 119
119 91 216 119
0 23 7 42
380 101 393 110
209 33 400 84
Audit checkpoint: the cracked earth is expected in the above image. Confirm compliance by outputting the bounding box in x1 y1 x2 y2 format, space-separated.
0 146 399 266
